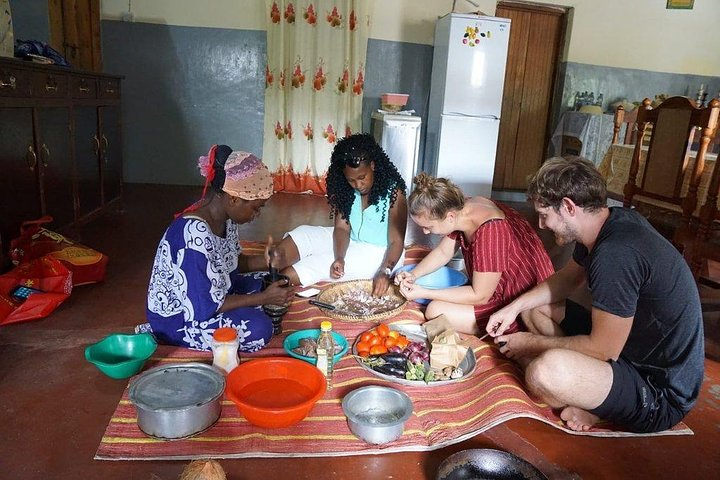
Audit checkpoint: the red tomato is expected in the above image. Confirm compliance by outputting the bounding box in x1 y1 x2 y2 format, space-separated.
360 332 374 343
356 341 371 353
369 345 388 355
376 324 390 338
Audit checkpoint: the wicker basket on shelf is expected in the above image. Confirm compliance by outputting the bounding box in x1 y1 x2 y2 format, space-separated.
315 279 407 323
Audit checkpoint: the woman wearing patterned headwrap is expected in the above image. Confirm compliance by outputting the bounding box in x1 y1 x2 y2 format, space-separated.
142 145 294 352
272 133 407 297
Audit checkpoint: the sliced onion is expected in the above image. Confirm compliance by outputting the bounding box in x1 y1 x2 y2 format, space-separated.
409 351 424 365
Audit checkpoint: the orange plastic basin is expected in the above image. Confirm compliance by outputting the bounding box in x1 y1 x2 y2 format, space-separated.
225 357 327 429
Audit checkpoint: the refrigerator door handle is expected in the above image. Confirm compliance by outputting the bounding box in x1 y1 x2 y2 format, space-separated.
445 112 499 120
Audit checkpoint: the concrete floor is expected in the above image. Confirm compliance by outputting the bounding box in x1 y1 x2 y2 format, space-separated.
1 184 719 479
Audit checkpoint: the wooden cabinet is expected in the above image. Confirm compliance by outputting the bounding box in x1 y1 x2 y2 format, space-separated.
37 107 75 228
74 105 102 218
0 58 123 257
100 106 122 204
0 109 41 232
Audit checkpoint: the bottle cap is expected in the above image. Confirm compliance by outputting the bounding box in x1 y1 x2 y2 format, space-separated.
320 321 332 331
213 327 238 342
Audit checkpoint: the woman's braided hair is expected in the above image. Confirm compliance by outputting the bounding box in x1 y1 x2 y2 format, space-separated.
326 133 406 222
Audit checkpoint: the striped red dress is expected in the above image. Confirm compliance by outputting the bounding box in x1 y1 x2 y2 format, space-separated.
448 200 554 330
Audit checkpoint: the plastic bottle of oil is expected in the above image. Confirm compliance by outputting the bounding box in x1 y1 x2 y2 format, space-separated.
315 321 335 390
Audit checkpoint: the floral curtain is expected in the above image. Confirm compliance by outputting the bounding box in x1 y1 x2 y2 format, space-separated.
263 0 369 194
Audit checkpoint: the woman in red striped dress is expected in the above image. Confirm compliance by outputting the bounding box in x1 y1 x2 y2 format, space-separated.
396 173 554 335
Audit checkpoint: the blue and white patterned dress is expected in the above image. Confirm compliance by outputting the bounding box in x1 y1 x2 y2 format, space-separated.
144 216 273 352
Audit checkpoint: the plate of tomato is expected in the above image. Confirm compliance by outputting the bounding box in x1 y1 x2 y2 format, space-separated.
352 323 476 386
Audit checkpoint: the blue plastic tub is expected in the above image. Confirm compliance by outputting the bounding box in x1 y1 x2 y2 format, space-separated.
396 265 468 305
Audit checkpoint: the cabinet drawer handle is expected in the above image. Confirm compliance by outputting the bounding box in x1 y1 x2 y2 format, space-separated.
0 75 16 89
45 83 58 92
93 135 100 155
26 145 37 171
102 135 109 163
79 86 90 92
105 86 116 94
40 144 50 168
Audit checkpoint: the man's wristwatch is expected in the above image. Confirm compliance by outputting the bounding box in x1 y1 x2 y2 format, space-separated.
383 267 392 276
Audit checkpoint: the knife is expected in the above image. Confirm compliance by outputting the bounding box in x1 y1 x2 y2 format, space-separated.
309 299 336 311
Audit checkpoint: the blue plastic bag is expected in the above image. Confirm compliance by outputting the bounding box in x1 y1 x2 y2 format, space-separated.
14 39 70 67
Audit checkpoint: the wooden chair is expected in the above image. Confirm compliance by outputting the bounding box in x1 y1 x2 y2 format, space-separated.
612 105 639 144
623 96 720 250
689 124 720 154
688 99 720 280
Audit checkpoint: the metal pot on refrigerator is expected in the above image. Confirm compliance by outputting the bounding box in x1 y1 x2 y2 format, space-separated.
128 363 225 439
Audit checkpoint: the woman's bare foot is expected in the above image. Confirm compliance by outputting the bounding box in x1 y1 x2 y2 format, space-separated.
561 406 599 432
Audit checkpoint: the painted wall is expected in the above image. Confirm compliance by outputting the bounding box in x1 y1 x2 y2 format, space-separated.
15 0 720 76
99 1 437 184
7 0 49 44
101 22 268 185
101 0 720 75
10 0 720 185
100 23 432 183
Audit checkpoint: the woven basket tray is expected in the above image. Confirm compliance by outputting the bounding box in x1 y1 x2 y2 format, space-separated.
315 279 407 323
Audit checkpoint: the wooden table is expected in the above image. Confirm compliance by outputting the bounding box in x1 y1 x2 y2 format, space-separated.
598 143 719 214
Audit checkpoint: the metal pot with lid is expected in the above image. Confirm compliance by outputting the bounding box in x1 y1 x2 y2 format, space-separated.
129 362 225 439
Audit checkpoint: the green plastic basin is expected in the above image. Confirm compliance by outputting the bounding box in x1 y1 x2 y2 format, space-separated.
85 333 157 379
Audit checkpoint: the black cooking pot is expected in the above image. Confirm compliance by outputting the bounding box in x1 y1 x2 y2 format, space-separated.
436 449 548 480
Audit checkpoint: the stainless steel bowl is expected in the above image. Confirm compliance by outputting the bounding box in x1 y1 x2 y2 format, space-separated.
341 385 413 445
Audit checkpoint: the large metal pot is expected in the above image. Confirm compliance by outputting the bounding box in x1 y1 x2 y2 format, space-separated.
128 362 225 439
436 449 548 480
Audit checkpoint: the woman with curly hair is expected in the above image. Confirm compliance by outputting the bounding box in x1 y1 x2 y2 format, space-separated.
274 133 407 296
395 173 553 336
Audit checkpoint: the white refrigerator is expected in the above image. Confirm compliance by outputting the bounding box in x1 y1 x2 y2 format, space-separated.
424 13 511 197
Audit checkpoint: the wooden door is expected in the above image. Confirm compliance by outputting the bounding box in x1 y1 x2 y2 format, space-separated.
48 0 102 72
37 107 75 228
493 1 568 190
